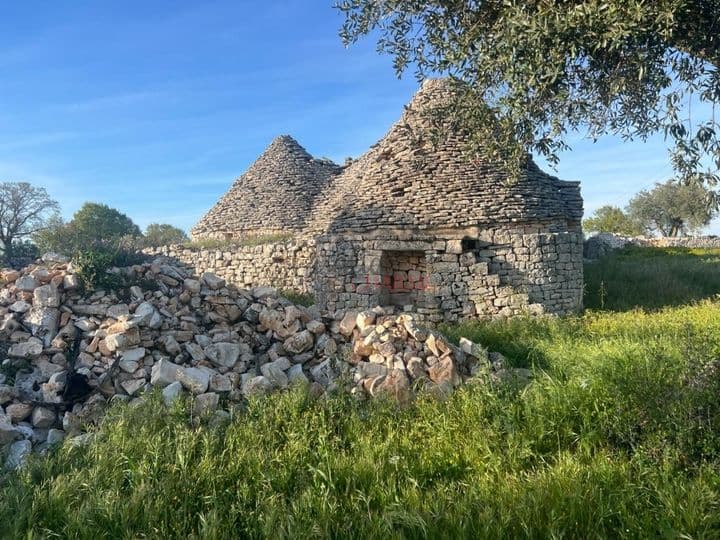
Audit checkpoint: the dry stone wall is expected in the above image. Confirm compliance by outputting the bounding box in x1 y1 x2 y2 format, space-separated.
315 222 583 324
648 236 720 248
144 240 317 294
584 233 720 259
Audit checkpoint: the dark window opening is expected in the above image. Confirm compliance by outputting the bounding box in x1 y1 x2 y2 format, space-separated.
461 237 481 252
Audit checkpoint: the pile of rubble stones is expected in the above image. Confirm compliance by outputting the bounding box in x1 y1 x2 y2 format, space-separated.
0 253 523 470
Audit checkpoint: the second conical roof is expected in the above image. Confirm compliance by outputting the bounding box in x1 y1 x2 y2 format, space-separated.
192 135 342 239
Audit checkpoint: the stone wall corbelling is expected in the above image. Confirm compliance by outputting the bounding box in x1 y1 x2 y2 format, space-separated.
191 136 342 240
306 79 582 235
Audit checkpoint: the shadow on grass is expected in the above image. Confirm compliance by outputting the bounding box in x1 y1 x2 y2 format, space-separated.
584 246 720 312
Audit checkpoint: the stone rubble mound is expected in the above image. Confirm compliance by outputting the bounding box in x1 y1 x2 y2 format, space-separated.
583 233 642 259
0 255 520 470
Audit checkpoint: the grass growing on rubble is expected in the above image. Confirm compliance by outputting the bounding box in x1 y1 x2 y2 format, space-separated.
278 289 315 307
182 233 295 251
2 248 720 538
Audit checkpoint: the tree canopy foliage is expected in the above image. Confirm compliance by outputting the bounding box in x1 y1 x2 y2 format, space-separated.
627 180 716 236
34 202 141 255
0 181 59 261
583 205 644 236
337 0 720 194
143 223 188 247
71 202 141 243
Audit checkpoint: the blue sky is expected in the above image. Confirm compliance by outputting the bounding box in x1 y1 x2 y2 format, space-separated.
1 1 714 234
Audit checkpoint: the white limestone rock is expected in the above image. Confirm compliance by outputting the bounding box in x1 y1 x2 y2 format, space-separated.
4 440 32 470
459 337 488 361
33 284 60 308
356 311 377 332
306 319 325 335
105 326 141 352
338 310 358 336
283 330 314 355
15 275 38 292
121 347 146 363
46 428 66 445
118 358 139 374
192 392 219 417
287 364 308 385
107 304 130 319
9 300 31 313
242 375 273 396
201 272 225 290
0 417 22 446
150 359 181 387
8 337 43 358
209 373 233 393
205 343 240 368
32 406 56 428
24 307 59 346
185 342 206 362
121 378 146 397
162 381 183 406
260 361 289 389
183 279 201 294
178 367 210 395
133 302 162 328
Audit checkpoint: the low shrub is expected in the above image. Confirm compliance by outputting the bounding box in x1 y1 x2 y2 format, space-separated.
72 242 147 291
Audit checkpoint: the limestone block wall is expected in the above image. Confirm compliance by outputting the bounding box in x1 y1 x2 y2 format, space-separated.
145 220 583 324
314 221 583 323
648 236 720 249
584 234 720 258
144 240 316 294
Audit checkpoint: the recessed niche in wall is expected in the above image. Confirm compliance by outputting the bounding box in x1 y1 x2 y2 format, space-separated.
378 250 428 308
461 237 493 252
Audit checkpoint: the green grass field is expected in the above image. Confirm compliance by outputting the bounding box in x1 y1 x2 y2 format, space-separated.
2 247 720 538
584 246 720 311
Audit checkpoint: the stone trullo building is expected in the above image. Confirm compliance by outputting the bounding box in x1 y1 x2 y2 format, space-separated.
186 79 584 322
192 135 342 240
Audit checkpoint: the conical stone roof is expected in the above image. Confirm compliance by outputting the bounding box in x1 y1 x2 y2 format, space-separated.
191 136 342 240
308 79 582 235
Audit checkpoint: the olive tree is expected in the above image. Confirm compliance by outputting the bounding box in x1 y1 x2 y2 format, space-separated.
336 1 720 195
0 181 59 261
627 180 716 236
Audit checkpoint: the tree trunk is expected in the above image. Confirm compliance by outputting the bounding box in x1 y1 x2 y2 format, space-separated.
1 238 13 263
